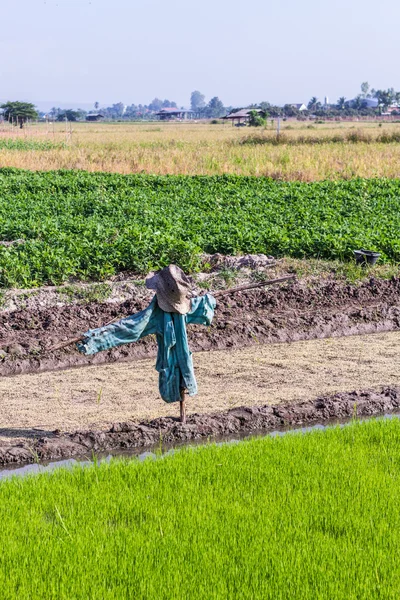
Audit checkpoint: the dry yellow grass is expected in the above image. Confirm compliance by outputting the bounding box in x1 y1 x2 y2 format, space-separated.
1 120 400 180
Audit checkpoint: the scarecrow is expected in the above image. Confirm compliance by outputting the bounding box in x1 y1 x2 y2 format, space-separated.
51 264 294 422
76 265 215 422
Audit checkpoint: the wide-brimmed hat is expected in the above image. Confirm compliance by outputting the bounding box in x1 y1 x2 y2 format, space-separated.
145 264 193 314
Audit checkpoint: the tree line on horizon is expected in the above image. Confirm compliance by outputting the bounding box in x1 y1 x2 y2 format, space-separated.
1 83 400 127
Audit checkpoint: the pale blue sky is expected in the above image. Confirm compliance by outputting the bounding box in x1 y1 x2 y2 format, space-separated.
1 0 399 110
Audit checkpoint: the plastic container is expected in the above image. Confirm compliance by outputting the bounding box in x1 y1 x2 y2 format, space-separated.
353 249 381 266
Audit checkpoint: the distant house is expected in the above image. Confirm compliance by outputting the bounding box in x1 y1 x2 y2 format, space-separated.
223 108 263 125
86 113 104 122
384 104 400 115
155 108 194 120
289 103 307 112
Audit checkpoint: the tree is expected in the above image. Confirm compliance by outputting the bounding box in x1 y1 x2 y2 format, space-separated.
56 109 81 122
307 97 318 111
162 99 177 108
1 101 38 128
49 107 62 119
148 98 163 112
260 102 282 117
283 104 300 117
94 101 100 110
190 90 206 112
248 110 266 127
336 96 347 110
373 89 396 111
205 96 225 118
352 95 364 110
360 82 369 98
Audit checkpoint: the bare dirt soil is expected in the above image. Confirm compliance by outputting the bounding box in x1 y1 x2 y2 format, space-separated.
0 330 399 438
0 276 400 378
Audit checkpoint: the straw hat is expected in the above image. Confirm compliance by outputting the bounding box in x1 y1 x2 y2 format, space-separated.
145 264 193 314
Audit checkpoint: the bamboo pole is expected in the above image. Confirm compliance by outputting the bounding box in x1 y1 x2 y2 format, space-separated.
48 315 122 351
212 274 295 297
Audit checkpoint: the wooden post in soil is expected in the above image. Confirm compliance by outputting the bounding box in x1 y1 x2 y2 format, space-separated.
180 389 187 424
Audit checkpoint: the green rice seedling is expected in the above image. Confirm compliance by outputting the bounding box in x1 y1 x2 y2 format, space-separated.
1 419 400 598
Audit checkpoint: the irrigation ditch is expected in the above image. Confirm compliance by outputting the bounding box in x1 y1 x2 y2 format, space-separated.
0 386 399 470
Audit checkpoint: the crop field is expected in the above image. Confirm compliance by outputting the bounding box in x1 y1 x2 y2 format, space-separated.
1 120 400 600
0 168 399 288
2 120 400 179
1 418 400 599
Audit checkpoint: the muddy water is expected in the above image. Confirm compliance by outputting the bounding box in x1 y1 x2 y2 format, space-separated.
2 412 399 480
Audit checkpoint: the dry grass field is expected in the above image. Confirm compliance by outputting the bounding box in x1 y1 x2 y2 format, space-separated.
1 120 400 180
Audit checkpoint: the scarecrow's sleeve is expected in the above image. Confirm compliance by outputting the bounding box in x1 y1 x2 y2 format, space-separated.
77 297 159 355
186 293 216 326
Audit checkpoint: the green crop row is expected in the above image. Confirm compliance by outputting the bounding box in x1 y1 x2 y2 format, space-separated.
0 168 399 288
0 139 64 151
1 418 400 599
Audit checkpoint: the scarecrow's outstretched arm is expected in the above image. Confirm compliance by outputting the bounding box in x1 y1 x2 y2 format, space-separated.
77 297 158 355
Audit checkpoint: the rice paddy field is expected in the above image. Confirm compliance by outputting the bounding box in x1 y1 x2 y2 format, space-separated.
1 418 400 599
1 119 400 180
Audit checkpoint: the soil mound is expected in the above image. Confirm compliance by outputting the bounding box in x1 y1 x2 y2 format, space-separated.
1 387 399 466
0 276 399 377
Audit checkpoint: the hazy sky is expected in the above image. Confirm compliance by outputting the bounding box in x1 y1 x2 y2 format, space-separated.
1 0 399 110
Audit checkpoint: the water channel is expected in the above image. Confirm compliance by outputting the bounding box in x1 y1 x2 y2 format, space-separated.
1 413 399 480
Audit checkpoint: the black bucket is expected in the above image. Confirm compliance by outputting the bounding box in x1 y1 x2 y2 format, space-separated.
354 249 381 266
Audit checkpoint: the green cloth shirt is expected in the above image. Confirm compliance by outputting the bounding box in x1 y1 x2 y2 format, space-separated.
77 294 216 403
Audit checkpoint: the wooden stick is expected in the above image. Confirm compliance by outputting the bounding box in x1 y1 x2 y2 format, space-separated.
47 275 296 352
180 389 187 424
48 315 122 352
212 275 295 297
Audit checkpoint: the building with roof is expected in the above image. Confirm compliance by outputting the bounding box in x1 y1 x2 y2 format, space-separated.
86 113 105 122
348 97 379 109
155 108 194 120
223 108 264 125
288 103 307 111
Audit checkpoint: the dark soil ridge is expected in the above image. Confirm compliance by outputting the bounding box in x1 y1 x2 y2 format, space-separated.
1 387 399 466
0 276 399 377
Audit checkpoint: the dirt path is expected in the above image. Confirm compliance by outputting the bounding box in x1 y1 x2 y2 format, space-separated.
1 330 399 441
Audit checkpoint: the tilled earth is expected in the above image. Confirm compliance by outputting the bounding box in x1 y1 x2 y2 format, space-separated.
1 276 400 377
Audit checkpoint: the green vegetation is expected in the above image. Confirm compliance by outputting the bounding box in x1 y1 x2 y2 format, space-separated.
0 168 399 288
0 101 38 128
238 129 400 145
0 139 64 151
1 418 400 598
56 282 112 303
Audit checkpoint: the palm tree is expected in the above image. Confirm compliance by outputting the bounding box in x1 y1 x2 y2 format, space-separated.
336 97 346 111
307 97 318 111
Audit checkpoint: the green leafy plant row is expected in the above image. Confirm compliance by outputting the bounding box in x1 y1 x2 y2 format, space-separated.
0 139 65 151
0 168 399 288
